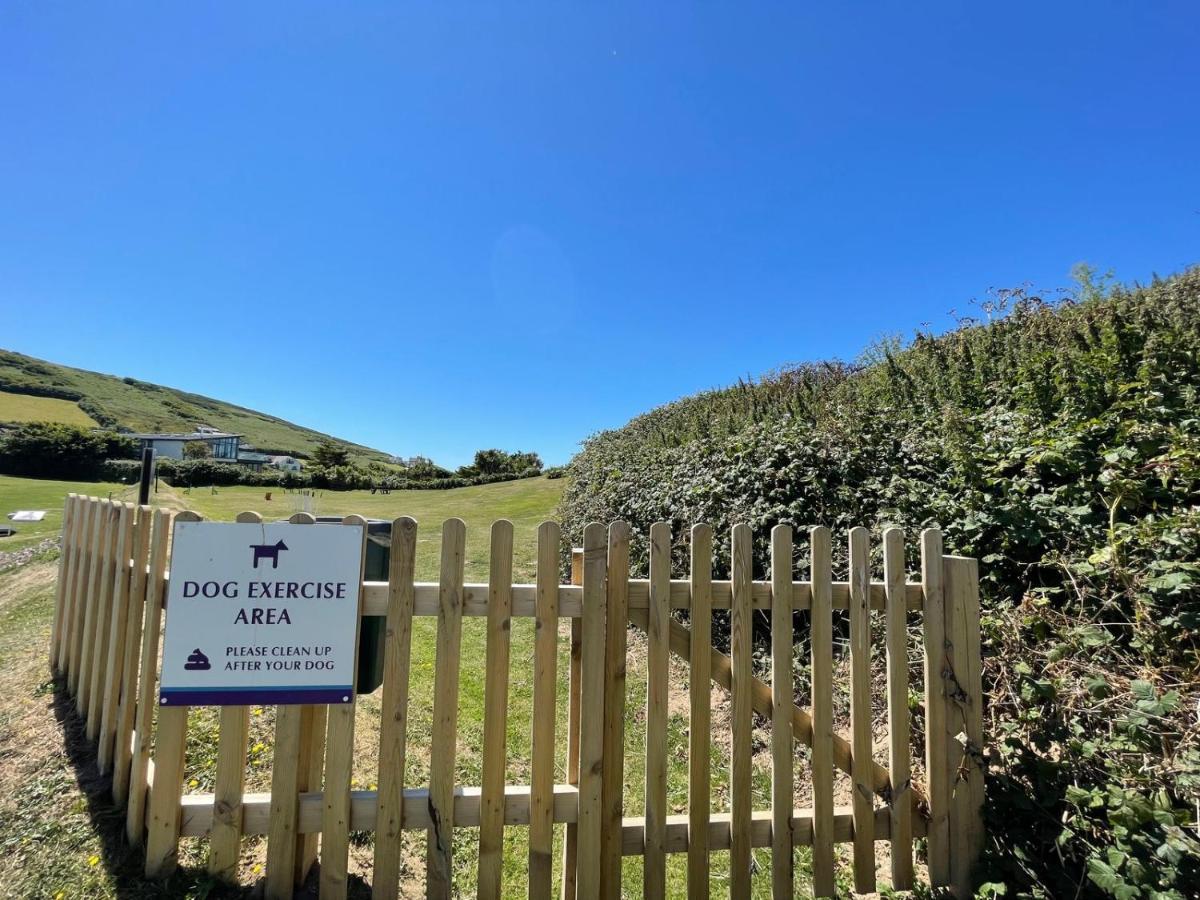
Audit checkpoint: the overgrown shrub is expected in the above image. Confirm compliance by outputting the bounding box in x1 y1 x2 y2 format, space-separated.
559 268 1200 898
0 423 135 479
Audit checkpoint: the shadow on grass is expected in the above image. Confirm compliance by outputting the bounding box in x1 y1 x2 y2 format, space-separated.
51 678 241 897
47 679 380 898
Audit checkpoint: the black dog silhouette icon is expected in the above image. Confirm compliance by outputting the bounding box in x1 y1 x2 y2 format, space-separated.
250 539 289 569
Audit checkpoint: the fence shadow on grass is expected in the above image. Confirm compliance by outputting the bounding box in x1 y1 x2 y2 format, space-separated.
50 678 254 899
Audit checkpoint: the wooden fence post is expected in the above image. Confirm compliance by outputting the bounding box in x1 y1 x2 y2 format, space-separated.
770 525 794 900
50 494 76 671
477 519 514 898
528 522 561 899
427 518 467 899
113 503 153 805
922 529 951 886
373 516 418 899
600 522 629 900
575 523 607 900
265 513 318 898
128 508 172 846
319 514 371 900
67 498 98 695
561 546 584 900
729 524 753 898
945 555 985 898
99 502 135 771
207 510 261 882
687 524 713 900
145 510 202 878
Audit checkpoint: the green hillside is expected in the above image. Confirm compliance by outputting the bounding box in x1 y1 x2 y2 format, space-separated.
561 269 1200 898
0 349 392 464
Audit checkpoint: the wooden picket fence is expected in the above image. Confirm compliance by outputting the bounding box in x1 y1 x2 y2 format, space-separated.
49 492 985 898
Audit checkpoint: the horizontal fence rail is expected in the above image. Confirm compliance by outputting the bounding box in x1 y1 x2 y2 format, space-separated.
49 493 985 898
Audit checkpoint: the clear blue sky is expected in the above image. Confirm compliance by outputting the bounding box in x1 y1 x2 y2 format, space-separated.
2 3 1197 467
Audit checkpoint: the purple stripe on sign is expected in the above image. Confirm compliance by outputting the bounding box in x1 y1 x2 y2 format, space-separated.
159 686 354 706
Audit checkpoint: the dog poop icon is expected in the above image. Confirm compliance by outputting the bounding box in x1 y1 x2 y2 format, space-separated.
184 648 211 671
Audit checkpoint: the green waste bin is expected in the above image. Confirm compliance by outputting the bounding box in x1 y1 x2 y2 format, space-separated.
316 516 390 694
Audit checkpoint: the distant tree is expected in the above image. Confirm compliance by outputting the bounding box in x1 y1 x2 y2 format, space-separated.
471 448 543 476
183 440 211 460
473 448 508 475
313 441 350 468
405 456 452 480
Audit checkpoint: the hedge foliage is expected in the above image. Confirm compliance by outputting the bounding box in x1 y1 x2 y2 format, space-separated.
559 269 1200 898
0 423 136 479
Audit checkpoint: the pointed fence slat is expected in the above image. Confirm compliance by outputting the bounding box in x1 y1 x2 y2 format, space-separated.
644 522 671 898
809 526 836 898
265 703 305 898
770 525 794 899
87 501 124 737
113 504 152 805
144 508 202 877
600 522 630 900
921 529 951 886
77 498 111 718
57 495 85 675
576 523 608 900
729 524 753 898
99 502 135 771
687 524 713 900
848 526 876 894
561 547 584 900
128 507 172 846
478 520 514 899
373 516 418 899
50 495 76 670
67 497 98 694
265 512 317 899
528 521 561 899
946 555 985 898
427 518 467 899
207 511 262 883
320 514 370 900
884 527 913 889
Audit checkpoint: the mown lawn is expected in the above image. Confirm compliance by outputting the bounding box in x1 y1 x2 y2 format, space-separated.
0 474 862 898
0 390 98 428
0 474 138 552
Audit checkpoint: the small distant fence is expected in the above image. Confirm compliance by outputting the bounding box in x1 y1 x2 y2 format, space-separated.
49 493 985 898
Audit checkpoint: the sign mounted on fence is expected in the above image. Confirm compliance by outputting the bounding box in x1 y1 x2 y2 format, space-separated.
159 521 364 706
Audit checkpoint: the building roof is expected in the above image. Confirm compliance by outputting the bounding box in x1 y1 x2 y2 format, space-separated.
127 431 242 441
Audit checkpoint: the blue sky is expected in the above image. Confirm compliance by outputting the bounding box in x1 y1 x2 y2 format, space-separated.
1 3 1197 467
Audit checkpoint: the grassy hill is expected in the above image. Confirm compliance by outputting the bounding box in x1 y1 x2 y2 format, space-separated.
560 269 1200 898
0 349 392 464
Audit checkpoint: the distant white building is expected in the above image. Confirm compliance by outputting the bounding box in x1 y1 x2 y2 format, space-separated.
269 455 303 472
128 427 241 461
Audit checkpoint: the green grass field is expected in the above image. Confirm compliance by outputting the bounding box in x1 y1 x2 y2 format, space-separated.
0 474 854 898
0 389 99 428
0 474 138 553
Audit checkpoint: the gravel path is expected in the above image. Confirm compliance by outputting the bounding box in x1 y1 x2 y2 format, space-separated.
0 537 59 571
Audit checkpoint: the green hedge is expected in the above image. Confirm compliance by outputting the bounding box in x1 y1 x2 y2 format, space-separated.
0 423 136 479
559 270 1200 898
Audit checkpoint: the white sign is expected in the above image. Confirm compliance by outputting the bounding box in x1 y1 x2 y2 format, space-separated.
159 521 364 706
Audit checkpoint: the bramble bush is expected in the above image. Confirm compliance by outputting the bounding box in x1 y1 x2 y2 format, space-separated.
559 268 1200 898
